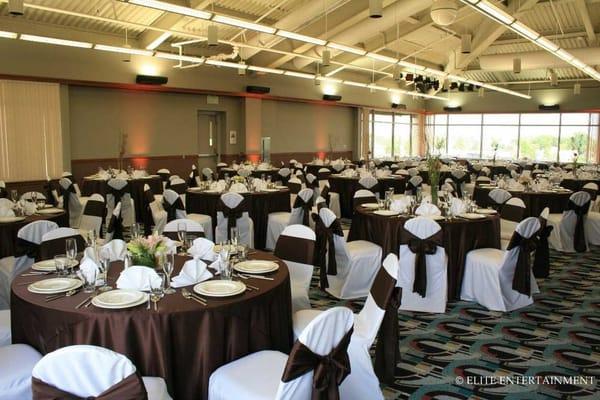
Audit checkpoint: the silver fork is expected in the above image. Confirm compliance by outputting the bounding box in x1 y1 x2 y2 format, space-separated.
182 288 207 305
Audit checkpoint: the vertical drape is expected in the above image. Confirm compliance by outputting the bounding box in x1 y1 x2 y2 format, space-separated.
0 80 63 182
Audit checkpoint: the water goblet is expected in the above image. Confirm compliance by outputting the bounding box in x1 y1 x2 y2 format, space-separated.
82 267 97 294
65 238 78 277
162 252 175 294
54 254 67 277
219 257 232 281
10 190 18 203
98 253 112 292
177 222 187 253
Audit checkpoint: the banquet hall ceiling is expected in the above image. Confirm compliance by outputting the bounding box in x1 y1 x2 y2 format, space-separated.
0 0 599 89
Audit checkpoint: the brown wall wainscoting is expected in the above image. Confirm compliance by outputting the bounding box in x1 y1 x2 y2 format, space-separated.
3 180 60 198
220 151 354 166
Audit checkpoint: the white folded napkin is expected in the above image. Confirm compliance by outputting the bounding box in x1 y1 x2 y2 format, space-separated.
210 180 227 191
78 257 100 283
22 201 36 216
0 207 15 217
83 246 98 262
390 198 410 213
253 180 267 191
171 257 213 288
100 239 128 261
415 203 441 216
449 198 467 215
116 266 161 291
232 163 240 171
229 182 248 193
188 237 217 261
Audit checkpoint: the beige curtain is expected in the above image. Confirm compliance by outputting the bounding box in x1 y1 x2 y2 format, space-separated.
0 80 63 182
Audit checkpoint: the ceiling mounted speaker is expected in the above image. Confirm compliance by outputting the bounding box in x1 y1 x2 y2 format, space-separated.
478 87 485 97
322 49 331 67
369 0 383 18
574 83 581 95
549 69 558 86
207 24 219 46
393 65 402 81
513 58 521 74
431 0 457 26
461 34 471 54
323 94 342 101
136 75 168 85
246 85 270 94
8 0 24 15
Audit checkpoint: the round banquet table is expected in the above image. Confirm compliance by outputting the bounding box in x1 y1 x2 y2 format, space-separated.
217 168 280 180
347 208 501 300
186 188 291 249
473 186 572 217
10 251 293 400
0 211 68 258
328 175 406 218
81 177 163 224
560 178 600 192
417 170 472 186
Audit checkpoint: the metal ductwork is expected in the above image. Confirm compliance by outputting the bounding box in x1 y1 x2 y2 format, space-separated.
292 0 433 69
479 48 600 71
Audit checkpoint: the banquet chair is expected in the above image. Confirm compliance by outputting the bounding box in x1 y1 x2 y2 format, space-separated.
450 169 468 197
106 179 135 228
59 178 85 228
583 182 599 212
305 173 320 197
500 197 527 248
202 168 214 181
78 193 105 238
475 176 492 185
144 184 167 234
533 207 552 279
317 168 331 190
324 183 341 218
583 185 600 245
405 175 423 195
394 169 409 177
415 202 441 217
31 345 171 400
0 181 6 198
188 165 201 188
353 189 378 212
331 162 345 172
358 176 379 194
157 168 170 190
286 176 303 208
19 192 46 202
61 172 82 197
161 189 214 238
0 343 43 399
398 217 447 313
293 254 399 400
547 191 591 252
215 192 254 248
407 167 419 177
99 239 128 261
488 188 512 210
40 228 86 260
276 167 291 186
273 225 315 312
163 218 205 241
238 168 252 179
461 217 541 312
481 166 491 176
105 202 124 241
208 307 354 400
0 309 10 345
317 208 382 299
266 189 314 250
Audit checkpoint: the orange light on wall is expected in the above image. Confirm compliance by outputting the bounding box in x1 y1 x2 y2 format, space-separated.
316 151 327 160
131 157 149 170
246 153 261 163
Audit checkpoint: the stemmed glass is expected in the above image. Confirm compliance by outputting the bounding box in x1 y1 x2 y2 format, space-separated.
131 223 141 240
162 252 175 294
65 238 77 277
54 254 67 277
177 222 187 254
149 273 165 312
98 252 112 292
230 227 239 248
10 190 18 203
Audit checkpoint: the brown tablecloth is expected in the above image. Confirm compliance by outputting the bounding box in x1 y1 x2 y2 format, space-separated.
82 177 163 224
217 168 280 180
347 209 501 300
473 186 572 217
10 251 293 400
186 189 291 249
328 176 406 218
560 178 600 192
0 212 68 258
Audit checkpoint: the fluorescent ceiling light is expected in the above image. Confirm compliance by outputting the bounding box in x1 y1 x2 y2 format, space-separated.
154 51 204 64
366 52 398 64
476 1 515 25
128 0 212 19
316 76 342 83
367 84 389 91
326 42 367 55
284 71 314 79
146 31 171 50
276 30 326 45
398 61 425 71
554 48 573 62
248 65 284 74
20 34 92 48
212 15 276 34
509 21 539 41
0 31 17 39
424 67 448 77
343 81 368 88
95 44 153 56
571 58 586 69
535 36 559 52
205 59 246 69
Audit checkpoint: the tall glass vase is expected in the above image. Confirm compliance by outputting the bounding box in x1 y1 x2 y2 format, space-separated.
430 173 439 206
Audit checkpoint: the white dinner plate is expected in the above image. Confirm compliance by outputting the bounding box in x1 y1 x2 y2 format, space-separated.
187 187 203 192
92 290 148 309
28 278 82 294
212 245 238 255
194 280 246 297
275 185 288 189
373 210 400 216
31 259 58 272
428 215 446 221
260 188 280 192
36 208 63 214
203 189 221 194
234 260 279 274
0 216 26 223
458 213 487 220
475 209 497 215
361 203 380 209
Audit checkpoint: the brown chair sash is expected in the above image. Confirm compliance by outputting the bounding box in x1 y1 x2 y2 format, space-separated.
288 181 302 194
400 229 443 297
32 372 148 400
506 230 537 296
274 235 315 265
43 180 57 206
320 186 330 205
313 214 344 290
374 275 401 385
358 183 380 194
0 186 7 199
108 184 129 208
369 265 398 311
306 177 320 190
217 198 248 240
533 218 553 279
188 168 199 188
405 180 421 195
170 182 187 195
281 327 353 400
501 204 525 223
583 188 597 202
162 197 185 223
142 188 155 236
566 199 590 253
15 237 40 259
60 183 77 222
317 171 331 181
450 174 469 197
278 173 290 186
107 202 124 240
293 195 314 226
39 234 86 261
83 200 105 219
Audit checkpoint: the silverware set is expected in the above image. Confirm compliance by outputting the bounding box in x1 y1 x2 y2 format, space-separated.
75 293 96 309
45 288 80 302
234 273 273 281
181 288 207 305
21 271 54 277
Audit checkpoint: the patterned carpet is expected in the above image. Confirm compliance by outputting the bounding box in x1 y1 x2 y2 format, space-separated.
307 246 600 399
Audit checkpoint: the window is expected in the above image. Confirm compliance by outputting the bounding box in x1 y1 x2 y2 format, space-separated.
426 112 599 163
369 111 415 158
0 80 63 182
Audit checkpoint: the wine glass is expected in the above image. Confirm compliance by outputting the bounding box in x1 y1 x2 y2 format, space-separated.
177 222 187 253
65 238 77 277
162 252 175 294
230 227 239 248
131 223 141 240
10 190 18 203
98 252 112 292
149 273 165 312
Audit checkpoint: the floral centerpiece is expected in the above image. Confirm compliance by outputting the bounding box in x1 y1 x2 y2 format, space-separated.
127 234 170 268
518 174 532 191
232 175 245 184
426 137 445 205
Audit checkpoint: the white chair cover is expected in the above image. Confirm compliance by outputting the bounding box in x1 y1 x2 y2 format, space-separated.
415 203 441 216
106 179 135 228
548 191 591 252
78 193 105 237
358 176 378 190
500 197 527 245
489 188 512 206
164 218 204 235
59 178 84 228
0 344 43 400
266 189 313 251
163 189 187 220
216 192 254 247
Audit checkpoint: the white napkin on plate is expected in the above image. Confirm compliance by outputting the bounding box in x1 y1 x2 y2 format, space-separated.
0 207 15 217
229 182 248 193
100 239 128 261
22 201 36 216
171 257 213 288
415 203 441 216
390 198 410 213
78 257 100 283
188 237 217 261
449 198 467 215
210 180 227 191
116 266 161 291
253 179 267 191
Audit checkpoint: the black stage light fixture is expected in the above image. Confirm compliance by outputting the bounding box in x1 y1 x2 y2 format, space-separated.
539 104 560 111
405 73 414 82
443 106 462 112
323 94 342 101
136 75 168 85
246 85 270 94
458 83 465 92
449 82 458 90
391 103 407 110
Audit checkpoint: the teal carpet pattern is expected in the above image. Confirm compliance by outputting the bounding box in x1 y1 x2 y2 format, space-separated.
307 246 600 399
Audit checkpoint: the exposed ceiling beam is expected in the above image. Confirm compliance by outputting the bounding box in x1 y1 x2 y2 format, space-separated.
575 0 597 46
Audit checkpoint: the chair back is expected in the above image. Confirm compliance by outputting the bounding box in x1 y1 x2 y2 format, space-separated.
79 193 105 236
562 191 591 252
163 218 205 240
14 220 59 274
39 228 85 260
290 188 314 226
501 197 526 222
162 189 187 222
287 177 303 194
202 167 214 180
358 176 378 190
352 189 377 210
489 188 512 207
216 192 252 245
274 225 316 301
501 217 541 296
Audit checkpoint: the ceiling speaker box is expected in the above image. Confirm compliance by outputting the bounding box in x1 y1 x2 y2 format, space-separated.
246 85 270 94
323 94 342 101
136 75 168 85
